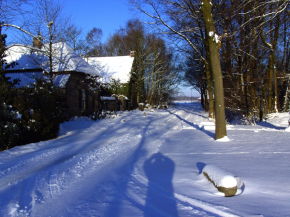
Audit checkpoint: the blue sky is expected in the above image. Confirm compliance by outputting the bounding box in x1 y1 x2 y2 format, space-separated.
64 0 135 42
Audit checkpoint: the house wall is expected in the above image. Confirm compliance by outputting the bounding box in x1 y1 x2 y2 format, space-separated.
101 100 120 112
65 72 100 117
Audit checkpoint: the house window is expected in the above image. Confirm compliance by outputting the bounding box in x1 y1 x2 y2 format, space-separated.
79 89 86 110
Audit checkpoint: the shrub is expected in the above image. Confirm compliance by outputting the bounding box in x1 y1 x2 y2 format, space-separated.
12 77 68 145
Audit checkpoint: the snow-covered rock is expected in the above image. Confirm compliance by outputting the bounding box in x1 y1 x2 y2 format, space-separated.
202 164 238 197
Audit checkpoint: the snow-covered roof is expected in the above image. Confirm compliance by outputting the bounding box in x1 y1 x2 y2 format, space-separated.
4 42 101 77
101 96 116 101
6 72 70 88
100 95 129 101
85 56 134 83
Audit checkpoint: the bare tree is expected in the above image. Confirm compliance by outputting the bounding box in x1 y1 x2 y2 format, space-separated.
129 0 227 139
1 0 73 78
84 27 103 57
59 23 84 54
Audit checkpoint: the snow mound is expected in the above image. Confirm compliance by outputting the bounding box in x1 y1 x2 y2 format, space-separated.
216 136 231 142
202 164 238 197
285 126 290 132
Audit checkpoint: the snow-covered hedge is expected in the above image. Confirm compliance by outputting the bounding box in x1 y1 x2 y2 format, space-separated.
202 164 238 197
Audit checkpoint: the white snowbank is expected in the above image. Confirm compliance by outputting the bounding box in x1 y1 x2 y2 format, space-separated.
216 136 231 142
202 165 237 188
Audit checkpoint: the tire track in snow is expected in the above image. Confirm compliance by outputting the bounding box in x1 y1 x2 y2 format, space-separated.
49 170 60 198
0 105 217 216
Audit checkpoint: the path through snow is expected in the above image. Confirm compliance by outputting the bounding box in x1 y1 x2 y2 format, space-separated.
0 102 290 216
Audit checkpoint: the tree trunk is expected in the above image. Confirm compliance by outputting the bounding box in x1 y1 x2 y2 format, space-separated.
205 40 214 119
267 53 273 113
200 0 227 140
273 57 278 113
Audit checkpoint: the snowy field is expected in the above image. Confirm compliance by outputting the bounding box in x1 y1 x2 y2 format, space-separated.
0 102 290 217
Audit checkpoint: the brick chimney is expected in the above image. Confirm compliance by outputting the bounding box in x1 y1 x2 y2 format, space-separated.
33 34 43 49
130 51 135 58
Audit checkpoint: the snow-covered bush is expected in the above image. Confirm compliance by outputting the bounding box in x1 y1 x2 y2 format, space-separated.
225 109 259 125
0 102 21 150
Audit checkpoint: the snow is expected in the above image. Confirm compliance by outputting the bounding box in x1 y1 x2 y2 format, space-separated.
100 96 116 101
0 102 290 216
216 136 231 142
214 33 220 44
199 121 216 131
119 95 129 100
202 165 237 188
5 72 70 88
86 56 134 83
208 31 220 44
4 43 101 76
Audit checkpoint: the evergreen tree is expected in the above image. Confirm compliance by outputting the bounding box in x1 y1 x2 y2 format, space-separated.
0 28 21 150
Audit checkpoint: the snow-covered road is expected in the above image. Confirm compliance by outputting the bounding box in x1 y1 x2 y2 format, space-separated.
0 102 290 216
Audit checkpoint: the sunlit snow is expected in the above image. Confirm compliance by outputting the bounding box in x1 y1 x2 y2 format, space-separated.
0 102 290 216
86 56 134 83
